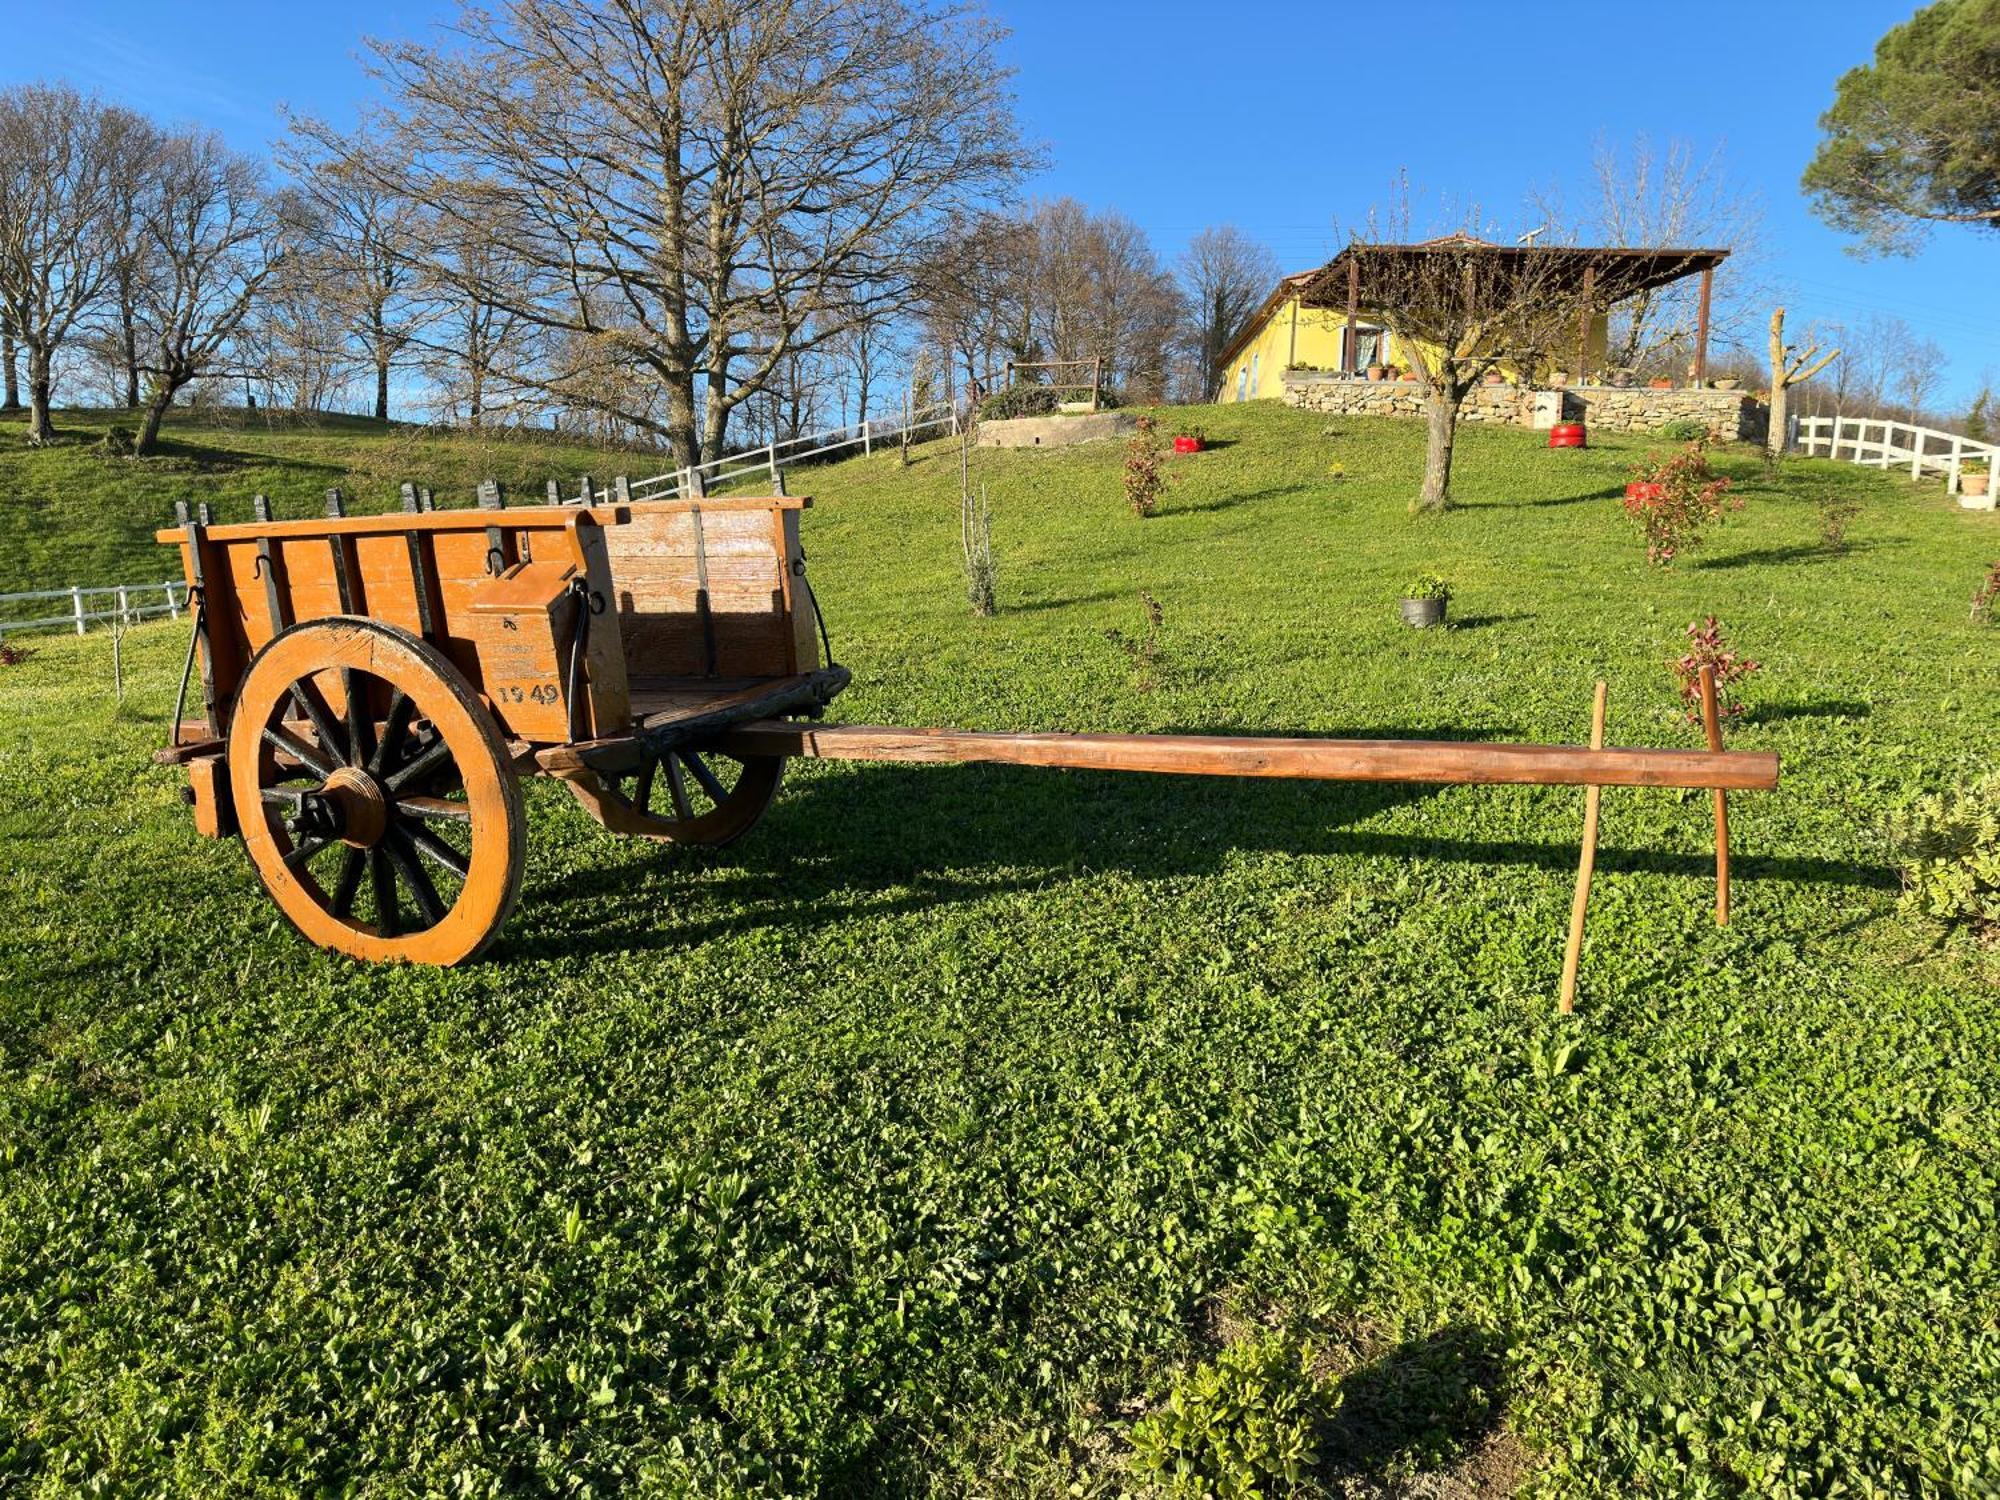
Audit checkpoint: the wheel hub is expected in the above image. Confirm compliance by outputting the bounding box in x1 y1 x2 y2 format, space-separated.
312 766 390 848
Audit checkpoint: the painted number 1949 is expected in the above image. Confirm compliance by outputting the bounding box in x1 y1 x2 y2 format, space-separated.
498 682 562 706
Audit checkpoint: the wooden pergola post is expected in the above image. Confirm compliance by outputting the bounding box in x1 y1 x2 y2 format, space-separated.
1576 262 1595 385
1693 266 1714 387
1344 256 1359 374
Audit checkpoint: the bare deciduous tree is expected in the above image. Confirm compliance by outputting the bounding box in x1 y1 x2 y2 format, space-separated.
1536 136 1767 377
1766 306 1840 458
129 130 281 454
417 219 541 429
0 83 146 441
318 0 1028 469
1330 205 1593 510
279 128 423 421
1178 225 1279 401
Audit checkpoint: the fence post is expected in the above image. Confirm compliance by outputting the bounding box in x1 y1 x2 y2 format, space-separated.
1910 427 1924 480
862 418 871 456
72 586 86 636
767 443 778 486
167 583 180 619
117 585 130 624
1948 438 1962 494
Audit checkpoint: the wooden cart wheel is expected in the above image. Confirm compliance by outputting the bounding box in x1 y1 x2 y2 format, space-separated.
563 746 782 848
227 618 526 965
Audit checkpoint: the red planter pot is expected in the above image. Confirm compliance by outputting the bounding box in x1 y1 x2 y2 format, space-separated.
1625 481 1663 501
1549 423 1587 449
1172 435 1203 454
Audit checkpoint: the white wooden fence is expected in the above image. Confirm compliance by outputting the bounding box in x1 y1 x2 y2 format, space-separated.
0 581 187 640
1793 415 1999 498
622 400 959 501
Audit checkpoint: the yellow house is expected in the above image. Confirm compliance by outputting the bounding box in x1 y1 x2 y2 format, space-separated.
1216 239 1727 402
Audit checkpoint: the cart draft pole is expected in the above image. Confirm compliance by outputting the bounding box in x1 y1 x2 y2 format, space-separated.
1558 681 1609 1015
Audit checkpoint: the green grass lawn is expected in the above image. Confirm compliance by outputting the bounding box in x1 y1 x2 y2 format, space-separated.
2 400 1996 1496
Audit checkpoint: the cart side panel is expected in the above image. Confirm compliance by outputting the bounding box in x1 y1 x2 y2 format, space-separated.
606 504 796 680
780 507 820 673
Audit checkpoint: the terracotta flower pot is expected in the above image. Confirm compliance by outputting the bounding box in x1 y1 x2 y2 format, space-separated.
1649 378 1674 390
1964 472 1990 497
1366 364 1386 382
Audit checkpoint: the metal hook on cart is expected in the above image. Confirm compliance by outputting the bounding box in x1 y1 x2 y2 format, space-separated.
169 586 206 750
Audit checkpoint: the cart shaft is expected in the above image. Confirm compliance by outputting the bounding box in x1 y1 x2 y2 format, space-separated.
717 721 1779 792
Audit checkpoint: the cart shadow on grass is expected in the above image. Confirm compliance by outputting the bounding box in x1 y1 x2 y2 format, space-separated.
512 730 1897 963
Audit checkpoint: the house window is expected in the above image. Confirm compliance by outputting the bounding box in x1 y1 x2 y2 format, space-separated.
1236 365 1247 401
1345 324 1387 373
1249 353 1260 394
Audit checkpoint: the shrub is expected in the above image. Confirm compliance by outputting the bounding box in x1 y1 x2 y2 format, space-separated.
1659 417 1709 442
1887 773 2000 938
1401 572 1451 602
1624 439 1739 565
977 384 1120 421
0 641 33 667
1128 1333 1337 1499
1670 615 1760 722
1105 591 1167 692
961 483 997 617
1816 491 1862 552
1970 559 2000 623
1123 415 1174 518
978 386 1062 421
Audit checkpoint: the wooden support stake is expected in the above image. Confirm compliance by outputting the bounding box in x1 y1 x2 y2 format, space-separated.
1698 665 1730 926
1559 680 1608 1015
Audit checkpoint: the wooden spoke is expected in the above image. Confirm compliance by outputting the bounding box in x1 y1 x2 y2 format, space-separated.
329 847 366 919
561 745 783 847
386 734 453 796
367 689 414 778
681 749 729 804
664 753 693 821
263 723 339 780
228 618 525 965
397 818 472 880
289 679 347 766
370 848 401 938
397 795 473 823
383 831 447 927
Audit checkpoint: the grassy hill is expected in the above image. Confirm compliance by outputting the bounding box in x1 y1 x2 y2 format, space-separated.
0 405 645 596
2 400 1997 1495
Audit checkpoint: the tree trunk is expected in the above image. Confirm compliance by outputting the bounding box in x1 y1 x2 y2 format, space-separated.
134 381 180 456
1417 382 1461 511
1766 379 1787 461
2 324 19 411
25 346 55 444
372 307 391 422
120 295 140 408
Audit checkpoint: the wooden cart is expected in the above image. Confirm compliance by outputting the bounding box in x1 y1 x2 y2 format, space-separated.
157 485 1780 978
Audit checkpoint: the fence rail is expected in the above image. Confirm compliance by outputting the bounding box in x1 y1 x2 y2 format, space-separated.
622 400 959 501
1 581 186 639
1793 415 1999 498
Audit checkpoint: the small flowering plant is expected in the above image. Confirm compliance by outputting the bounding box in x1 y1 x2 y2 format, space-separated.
1671 615 1760 722
1624 439 1739 565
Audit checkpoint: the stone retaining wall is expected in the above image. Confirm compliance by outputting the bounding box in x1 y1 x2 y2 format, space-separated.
1279 371 1763 441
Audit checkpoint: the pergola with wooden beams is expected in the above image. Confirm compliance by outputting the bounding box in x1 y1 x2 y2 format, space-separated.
1293 237 1731 385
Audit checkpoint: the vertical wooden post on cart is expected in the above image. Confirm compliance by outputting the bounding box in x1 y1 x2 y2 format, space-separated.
1559 680 1608 1015
1698 665 1730 925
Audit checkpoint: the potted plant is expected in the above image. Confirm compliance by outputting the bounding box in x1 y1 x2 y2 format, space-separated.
1648 376 1675 390
1963 458 1991 502
1610 369 1636 389
1172 428 1205 455
1549 369 1570 388
1549 420 1588 449
1399 573 1450 629
1398 366 1417 382
1483 369 1506 385
1365 362 1386 382
1713 376 1742 391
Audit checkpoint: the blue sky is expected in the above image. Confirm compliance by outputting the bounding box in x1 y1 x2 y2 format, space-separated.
6 0 1994 407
